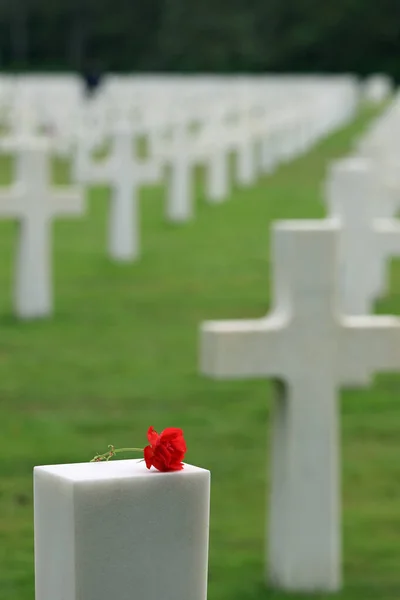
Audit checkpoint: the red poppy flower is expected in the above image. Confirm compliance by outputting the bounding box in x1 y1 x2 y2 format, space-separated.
144 426 187 472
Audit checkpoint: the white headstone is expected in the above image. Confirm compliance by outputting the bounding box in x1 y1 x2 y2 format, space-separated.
77 123 160 261
326 157 400 313
0 137 84 318
200 220 400 592
34 459 210 600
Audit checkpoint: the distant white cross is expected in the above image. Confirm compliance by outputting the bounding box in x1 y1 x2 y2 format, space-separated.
77 123 160 261
326 157 400 314
200 220 400 592
205 142 230 203
0 137 84 319
235 108 257 187
164 121 194 223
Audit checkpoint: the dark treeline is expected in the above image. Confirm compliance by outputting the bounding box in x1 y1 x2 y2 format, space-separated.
1 0 400 79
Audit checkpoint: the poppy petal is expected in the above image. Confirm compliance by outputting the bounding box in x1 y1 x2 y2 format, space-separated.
160 427 184 441
147 426 159 446
144 445 154 469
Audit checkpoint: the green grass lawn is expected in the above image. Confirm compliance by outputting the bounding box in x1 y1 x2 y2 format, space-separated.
1 104 400 600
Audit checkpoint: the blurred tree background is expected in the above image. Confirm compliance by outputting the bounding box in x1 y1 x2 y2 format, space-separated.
0 0 399 77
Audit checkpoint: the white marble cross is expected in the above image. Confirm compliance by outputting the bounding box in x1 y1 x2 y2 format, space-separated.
259 116 279 176
200 220 400 592
157 117 213 223
156 116 224 222
206 143 230 203
235 110 258 187
77 123 160 261
34 459 210 600
204 108 230 203
326 157 400 314
0 137 83 319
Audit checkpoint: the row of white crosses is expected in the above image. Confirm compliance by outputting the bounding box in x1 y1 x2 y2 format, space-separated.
356 92 400 192
0 76 360 320
6 79 358 163
148 79 359 224
1 75 359 172
199 97 400 593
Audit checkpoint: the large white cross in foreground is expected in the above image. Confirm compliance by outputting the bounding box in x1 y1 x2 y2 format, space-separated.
200 220 400 592
0 137 84 319
326 157 400 314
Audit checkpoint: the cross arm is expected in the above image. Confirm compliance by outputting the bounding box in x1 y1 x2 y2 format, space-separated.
74 149 114 185
339 315 400 387
376 219 400 254
200 314 286 379
85 161 114 185
137 160 162 185
0 184 24 217
52 186 85 217
0 136 19 152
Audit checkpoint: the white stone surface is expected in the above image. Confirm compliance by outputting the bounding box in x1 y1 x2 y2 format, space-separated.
0 137 83 319
200 220 400 592
326 157 400 313
34 459 210 600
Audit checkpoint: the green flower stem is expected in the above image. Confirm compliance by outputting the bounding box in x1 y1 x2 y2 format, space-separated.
111 448 144 454
91 446 144 462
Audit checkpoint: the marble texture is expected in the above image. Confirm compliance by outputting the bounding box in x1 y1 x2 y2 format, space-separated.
34 459 210 600
200 220 400 592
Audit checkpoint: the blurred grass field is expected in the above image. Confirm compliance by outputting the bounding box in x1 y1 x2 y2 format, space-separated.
1 104 400 600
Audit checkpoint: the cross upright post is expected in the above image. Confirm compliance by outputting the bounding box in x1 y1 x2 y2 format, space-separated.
200 220 400 592
205 106 230 203
163 119 194 223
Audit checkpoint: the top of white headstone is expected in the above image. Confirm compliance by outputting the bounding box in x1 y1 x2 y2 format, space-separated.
34 459 208 482
274 220 336 232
